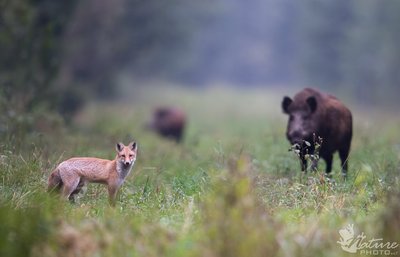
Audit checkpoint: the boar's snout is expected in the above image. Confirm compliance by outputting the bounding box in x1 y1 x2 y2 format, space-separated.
287 129 309 145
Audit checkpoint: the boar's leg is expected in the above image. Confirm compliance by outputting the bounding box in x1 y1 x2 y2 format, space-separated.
339 146 350 179
300 157 307 173
324 154 333 176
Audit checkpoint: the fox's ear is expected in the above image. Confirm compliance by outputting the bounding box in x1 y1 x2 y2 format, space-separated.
130 141 137 151
116 142 124 152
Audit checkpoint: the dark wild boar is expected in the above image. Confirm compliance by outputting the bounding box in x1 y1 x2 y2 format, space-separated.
282 88 352 177
147 107 186 143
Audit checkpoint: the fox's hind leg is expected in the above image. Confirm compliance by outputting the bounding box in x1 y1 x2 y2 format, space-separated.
69 178 86 202
61 175 81 202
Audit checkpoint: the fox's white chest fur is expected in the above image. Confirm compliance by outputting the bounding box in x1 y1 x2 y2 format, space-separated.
116 160 135 187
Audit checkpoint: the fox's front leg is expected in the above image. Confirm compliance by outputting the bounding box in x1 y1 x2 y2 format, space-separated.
107 184 119 206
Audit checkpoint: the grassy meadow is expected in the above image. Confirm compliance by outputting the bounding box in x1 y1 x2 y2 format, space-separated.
1 85 399 257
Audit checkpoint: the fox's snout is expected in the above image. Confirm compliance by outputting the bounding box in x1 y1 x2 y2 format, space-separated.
119 155 136 167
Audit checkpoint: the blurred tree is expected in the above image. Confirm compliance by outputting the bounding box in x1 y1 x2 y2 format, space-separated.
57 0 124 98
298 0 354 87
344 0 400 104
298 0 400 105
58 0 209 95
0 0 77 131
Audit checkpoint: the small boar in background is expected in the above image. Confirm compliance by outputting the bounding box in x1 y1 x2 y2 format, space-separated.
147 107 186 143
282 88 352 178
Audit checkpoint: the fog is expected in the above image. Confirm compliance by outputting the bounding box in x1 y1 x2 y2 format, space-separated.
61 0 400 100
1 0 400 123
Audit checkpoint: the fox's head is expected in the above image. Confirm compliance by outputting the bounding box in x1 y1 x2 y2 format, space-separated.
116 141 137 167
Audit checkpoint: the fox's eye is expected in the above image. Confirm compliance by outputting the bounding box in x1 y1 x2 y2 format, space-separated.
121 155 126 158
129 155 133 158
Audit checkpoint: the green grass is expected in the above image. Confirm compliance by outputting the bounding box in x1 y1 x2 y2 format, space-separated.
1 85 399 257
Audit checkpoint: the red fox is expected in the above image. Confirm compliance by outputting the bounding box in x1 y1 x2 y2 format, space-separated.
48 141 137 205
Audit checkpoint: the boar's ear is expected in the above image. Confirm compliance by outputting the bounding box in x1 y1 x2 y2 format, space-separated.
306 96 317 113
116 142 124 152
129 141 137 151
282 96 292 114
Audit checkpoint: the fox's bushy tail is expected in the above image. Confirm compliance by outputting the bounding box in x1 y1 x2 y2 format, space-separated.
48 169 63 192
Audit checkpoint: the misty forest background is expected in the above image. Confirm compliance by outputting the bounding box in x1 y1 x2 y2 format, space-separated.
2 0 400 133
